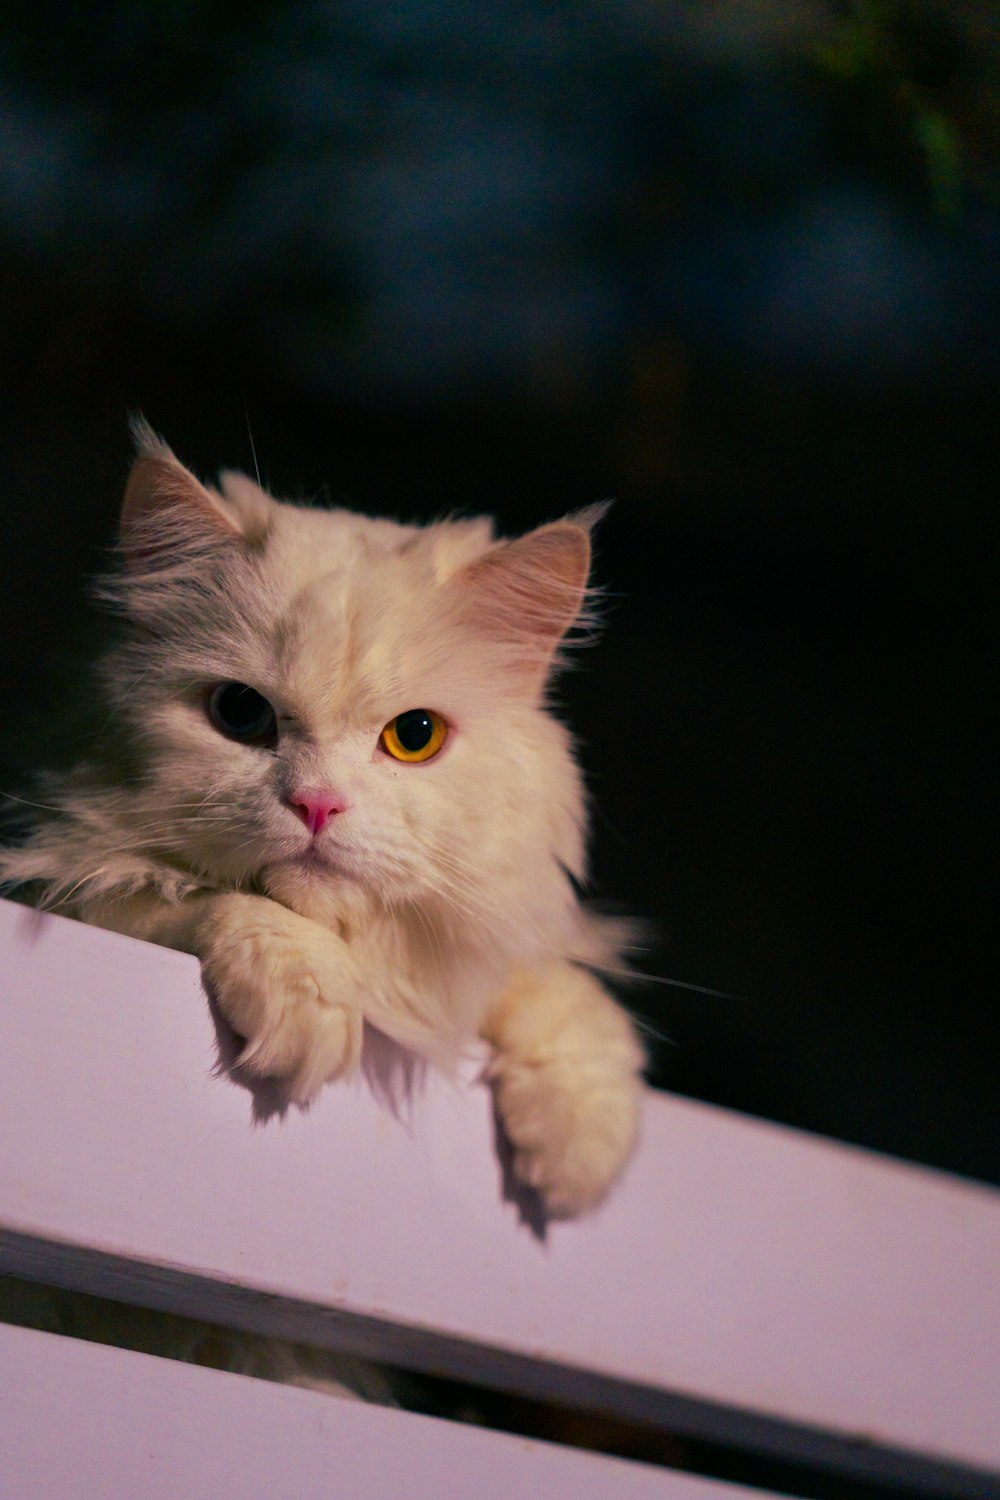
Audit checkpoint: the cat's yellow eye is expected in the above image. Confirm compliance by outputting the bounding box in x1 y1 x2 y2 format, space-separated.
380 708 448 763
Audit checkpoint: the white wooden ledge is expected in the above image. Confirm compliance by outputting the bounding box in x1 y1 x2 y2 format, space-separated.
1 898 998 1497
2 1322 767 1500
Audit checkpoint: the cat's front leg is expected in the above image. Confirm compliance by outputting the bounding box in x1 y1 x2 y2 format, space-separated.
81 889 364 1104
196 893 366 1103
484 963 645 1218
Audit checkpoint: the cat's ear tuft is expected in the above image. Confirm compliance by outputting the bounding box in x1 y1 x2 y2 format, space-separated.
451 519 594 684
120 419 265 569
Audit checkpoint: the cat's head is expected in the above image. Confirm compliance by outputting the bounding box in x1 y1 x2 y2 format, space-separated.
102 422 599 950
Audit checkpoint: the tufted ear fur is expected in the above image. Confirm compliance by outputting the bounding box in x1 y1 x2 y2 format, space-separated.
120 418 268 570
449 518 593 685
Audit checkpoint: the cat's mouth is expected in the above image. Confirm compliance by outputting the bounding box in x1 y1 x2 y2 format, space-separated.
271 844 344 876
260 846 346 876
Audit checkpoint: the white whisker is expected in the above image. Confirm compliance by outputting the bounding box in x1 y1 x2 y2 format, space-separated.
1 791 62 815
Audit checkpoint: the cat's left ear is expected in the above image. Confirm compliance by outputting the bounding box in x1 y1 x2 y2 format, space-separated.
119 419 269 569
449 505 603 687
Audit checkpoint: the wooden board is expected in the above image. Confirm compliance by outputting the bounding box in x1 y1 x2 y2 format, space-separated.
0 1323 774 1500
1 898 998 1495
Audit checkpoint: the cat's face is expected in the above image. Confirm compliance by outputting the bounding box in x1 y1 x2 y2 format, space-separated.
105 428 593 942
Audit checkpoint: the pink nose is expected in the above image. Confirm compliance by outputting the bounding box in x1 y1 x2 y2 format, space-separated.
285 789 347 837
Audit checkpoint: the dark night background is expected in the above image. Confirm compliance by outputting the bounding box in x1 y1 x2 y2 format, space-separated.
0 0 997 1190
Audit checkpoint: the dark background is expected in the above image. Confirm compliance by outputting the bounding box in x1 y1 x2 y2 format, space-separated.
1 0 997 1185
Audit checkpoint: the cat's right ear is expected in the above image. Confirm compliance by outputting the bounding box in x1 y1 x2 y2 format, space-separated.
119 418 262 570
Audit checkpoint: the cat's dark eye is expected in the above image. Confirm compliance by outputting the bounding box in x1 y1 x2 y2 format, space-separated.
207 682 278 747
380 708 447 764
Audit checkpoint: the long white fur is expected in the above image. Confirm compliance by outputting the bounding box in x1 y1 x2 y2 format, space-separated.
1 424 644 1216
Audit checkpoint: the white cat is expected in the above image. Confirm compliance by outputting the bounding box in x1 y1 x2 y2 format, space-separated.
1 422 643 1217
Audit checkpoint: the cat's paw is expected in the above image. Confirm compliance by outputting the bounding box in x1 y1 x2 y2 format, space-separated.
199 897 363 1105
491 1053 642 1217
486 966 645 1218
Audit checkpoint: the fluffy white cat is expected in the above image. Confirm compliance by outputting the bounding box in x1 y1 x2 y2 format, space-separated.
1 423 643 1217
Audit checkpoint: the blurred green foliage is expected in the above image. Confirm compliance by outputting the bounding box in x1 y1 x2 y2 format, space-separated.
807 0 987 218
